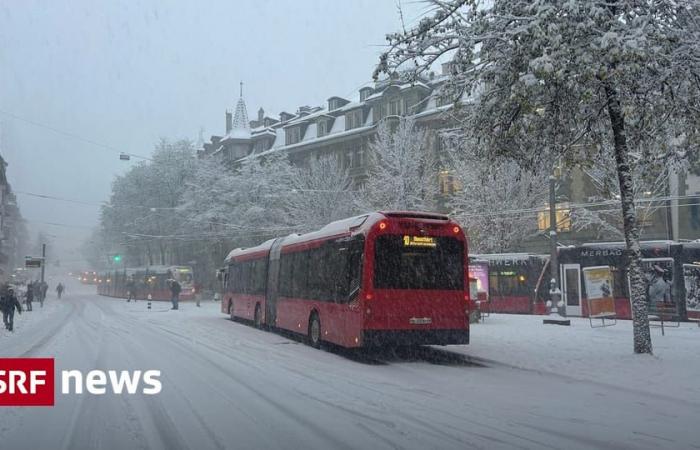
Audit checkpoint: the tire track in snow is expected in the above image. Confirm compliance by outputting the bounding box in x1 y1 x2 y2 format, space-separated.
85 297 193 450
114 315 359 450
20 299 78 357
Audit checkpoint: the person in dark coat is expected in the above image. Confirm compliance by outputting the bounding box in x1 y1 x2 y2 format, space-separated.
126 277 136 302
56 283 65 299
32 281 42 307
1 285 23 332
25 282 34 311
40 281 48 305
168 279 181 310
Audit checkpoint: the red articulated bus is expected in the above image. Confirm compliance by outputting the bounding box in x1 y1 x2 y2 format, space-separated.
221 211 470 349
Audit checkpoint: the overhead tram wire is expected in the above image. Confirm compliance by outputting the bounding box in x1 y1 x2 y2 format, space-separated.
0 109 153 161
16 189 700 238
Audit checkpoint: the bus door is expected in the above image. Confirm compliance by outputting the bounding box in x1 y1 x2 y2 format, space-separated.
561 264 582 316
265 237 285 327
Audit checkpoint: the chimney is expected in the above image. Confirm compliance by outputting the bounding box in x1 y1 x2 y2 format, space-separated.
258 107 264 122
225 111 232 134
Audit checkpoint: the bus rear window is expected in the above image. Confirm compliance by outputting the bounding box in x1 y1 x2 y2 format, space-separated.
373 235 464 290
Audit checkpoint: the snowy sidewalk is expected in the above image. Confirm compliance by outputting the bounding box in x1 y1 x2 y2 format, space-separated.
457 314 700 403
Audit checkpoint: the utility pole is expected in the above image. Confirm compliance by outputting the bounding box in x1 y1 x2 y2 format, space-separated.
549 174 558 295
40 243 46 283
544 168 569 326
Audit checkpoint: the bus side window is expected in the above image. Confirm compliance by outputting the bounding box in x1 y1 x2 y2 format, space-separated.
279 253 292 297
292 251 309 299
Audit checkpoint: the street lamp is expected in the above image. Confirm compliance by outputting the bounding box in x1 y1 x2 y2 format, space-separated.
544 165 570 326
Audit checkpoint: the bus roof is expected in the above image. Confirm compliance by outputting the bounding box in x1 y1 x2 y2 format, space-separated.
224 211 457 263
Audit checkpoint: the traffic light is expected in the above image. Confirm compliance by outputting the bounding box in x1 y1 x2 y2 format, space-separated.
113 254 122 263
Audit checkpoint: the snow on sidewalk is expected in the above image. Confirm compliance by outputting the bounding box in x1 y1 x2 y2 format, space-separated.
454 314 700 402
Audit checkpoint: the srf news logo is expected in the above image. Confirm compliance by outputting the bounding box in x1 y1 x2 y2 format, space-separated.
0 358 54 406
0 358 162 406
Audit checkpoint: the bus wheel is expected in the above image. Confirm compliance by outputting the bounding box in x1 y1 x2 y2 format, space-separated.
254 304 262 329
308 313 321 349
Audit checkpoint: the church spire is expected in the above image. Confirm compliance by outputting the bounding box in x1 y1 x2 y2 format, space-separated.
230 81 250 137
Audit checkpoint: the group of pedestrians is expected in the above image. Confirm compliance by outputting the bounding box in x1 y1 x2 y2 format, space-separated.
0 280 65 332
24 280 51 311
124 276 181 310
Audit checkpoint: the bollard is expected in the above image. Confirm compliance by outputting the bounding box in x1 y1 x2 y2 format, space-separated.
147 294 152 310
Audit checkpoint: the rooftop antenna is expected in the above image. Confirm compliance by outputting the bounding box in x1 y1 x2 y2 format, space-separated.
240 81 243 98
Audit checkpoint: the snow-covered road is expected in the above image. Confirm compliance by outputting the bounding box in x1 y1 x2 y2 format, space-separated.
1 285 698 450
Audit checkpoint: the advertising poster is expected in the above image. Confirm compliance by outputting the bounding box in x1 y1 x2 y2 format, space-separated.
684 264 700 313
582 266 615 317
468 262 489 297
641 258 674 306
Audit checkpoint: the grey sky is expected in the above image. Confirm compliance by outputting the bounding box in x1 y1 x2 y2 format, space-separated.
0 0 426 265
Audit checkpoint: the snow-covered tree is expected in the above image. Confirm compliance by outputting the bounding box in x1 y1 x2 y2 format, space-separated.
361 117 438 211
286 155 360 232
446 151 549 253
377 0 700 353
101 139 196 266
570 146 687 239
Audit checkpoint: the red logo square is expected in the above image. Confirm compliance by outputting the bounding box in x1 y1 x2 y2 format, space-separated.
0 358 55 406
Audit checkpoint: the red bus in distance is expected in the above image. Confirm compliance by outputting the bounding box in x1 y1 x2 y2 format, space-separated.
221 211 470 349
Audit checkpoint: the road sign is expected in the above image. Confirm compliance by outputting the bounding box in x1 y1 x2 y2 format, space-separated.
25 258 42 269
119 153 131 161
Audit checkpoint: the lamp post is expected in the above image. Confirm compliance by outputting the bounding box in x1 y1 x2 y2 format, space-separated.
544 167 570 326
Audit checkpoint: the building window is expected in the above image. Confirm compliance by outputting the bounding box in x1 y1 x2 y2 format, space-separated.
318 120 327 137
346 110 363 130
435 94 451 107
356 149 365 168
345 151 353 169
286 127 301 145
537 205 572 232
388 98 402 116
438 170 461 195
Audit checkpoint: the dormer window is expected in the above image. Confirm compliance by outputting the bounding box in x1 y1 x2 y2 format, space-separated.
388 98 403 116
286 127 301 145
318 120 328 137
327 96 349 111
345 110 363 130
359 87 373 102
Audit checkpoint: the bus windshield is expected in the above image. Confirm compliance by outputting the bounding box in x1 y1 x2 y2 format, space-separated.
373 235 464 290
173 268 194 287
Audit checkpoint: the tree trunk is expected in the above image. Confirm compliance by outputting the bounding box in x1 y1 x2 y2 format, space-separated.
604 83 652 354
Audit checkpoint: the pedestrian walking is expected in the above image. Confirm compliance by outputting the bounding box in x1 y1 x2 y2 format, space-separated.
126 277 136 302
56 283 65 299
32 281 43 308
194 282 202 307
168 279 181 310
1 285 23 332
40 281 48 305
25 282 34 311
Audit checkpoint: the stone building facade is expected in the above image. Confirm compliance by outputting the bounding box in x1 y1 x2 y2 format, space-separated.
200 70 698 251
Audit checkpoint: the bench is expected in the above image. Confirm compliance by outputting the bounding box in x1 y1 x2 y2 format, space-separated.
649 302 680 336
